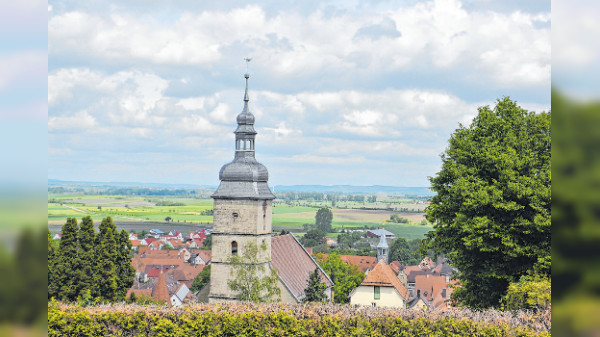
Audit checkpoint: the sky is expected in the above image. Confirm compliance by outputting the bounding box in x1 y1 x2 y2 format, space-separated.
46 0 553 187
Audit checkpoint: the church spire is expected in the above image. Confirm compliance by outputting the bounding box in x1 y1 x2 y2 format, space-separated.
376 222 389 263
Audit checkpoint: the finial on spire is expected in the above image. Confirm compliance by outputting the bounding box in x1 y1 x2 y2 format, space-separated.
243 57 252 102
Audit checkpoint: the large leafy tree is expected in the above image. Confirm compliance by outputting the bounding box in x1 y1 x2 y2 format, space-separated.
315 207 333 233
227 242 281 302
317 253 364 303
425 97 550 308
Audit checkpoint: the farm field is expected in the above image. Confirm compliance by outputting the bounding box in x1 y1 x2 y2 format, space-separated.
49 194 432 239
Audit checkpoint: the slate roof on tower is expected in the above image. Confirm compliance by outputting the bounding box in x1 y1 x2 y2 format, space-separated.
212 73 275 200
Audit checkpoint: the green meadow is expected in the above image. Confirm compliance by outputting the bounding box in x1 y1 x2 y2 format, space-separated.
48 195 432 239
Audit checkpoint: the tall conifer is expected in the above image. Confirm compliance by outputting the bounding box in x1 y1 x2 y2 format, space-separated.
77 216 96 297
48 228 58 299
116 229 135 300
56 218 79 301
95 217 119 301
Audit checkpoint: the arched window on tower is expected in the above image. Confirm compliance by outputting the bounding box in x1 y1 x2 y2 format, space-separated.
231 241 238 256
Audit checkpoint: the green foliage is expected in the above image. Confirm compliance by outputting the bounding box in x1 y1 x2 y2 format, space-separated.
336 231 363 249
315 207 333 233
76 216 95 298
227 242 281 302
301 229 326 247
389 238 421 265
94 217 120 301
503 274 551 311
48 216 134 303
389 214 409 223
0 228 48 325
48 304 550 337
316 253 364 303
425 98 550 308
55 218 80 301
552 91 600 336
190 265 211 292
304 267 327 302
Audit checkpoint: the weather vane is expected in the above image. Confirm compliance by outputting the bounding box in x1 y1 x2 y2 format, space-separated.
244 57 252 74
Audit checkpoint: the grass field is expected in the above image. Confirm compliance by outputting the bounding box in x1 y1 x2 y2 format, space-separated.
49 194 432 239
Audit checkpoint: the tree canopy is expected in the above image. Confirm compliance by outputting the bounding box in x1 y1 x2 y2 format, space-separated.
424 97 550 308
304 267 327 302
388 238 421 265
315 207 333 233
316 253 364 303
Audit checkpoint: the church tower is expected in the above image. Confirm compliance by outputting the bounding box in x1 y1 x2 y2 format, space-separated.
208 72 276 302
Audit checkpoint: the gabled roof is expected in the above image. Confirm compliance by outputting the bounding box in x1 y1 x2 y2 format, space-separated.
173 283 190 302
408 293 434 310
271 234 333 302
359 259 409 300
190 249 212 263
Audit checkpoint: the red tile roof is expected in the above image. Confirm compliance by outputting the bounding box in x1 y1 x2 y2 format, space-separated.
360 259 409 300
152 272 171 304
390 261 402 274
271 234 333 302
190 249 212 264
315 254 376 273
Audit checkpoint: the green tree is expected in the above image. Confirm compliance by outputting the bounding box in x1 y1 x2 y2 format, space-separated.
190 265 211 292
227 242 281 302
315 207 333 233
301 229 326 247
424 97 551 308
94 217 119 301
48 228 58 299
76 216 96 297
304 267 327 302
317 253 364 303
502 274 551 311
55 218 80 301
389 238 420 265
116 229 135 300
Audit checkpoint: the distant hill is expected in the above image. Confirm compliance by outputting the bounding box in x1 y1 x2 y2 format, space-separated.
48 179 433 197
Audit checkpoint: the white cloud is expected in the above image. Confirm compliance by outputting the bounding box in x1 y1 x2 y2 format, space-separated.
48 110 97 131
48 1 549 87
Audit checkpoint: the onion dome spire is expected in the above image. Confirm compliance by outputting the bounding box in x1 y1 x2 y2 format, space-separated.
211 68 275 200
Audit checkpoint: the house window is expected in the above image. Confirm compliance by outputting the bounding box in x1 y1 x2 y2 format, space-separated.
374 286 380 300
371 303 376 307
231 241 238 255
232 212 239 218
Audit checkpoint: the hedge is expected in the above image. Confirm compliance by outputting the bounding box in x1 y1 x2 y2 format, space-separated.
48 302 550 337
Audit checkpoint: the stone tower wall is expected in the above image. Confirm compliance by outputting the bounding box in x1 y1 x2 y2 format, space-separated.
209 198 273 301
